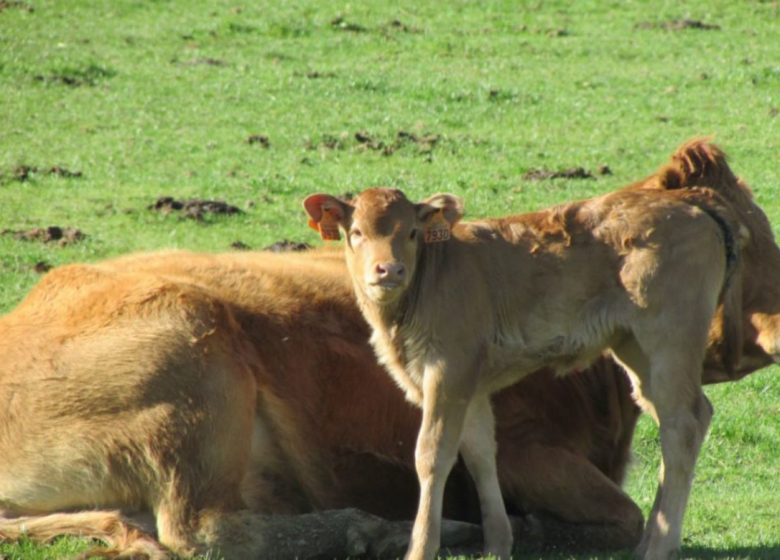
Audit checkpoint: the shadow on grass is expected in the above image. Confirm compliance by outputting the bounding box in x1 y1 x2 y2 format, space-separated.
510 544 780 560
680 545 780 559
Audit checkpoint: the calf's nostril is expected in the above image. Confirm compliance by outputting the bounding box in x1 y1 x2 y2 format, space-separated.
376 263 405 281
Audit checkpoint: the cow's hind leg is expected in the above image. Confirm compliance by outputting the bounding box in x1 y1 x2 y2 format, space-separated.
459 395 513 559
612 337 712 560
498 443 644 551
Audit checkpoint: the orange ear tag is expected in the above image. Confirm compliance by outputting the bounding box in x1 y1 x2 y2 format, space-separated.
317 207 342 241
424 210 451 243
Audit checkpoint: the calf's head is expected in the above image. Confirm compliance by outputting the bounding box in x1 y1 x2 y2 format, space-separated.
304 188 463 306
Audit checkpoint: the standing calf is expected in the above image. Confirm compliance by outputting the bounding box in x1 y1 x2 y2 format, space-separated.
305 167 741 559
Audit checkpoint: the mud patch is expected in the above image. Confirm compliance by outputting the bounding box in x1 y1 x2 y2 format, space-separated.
0 0 33 12
11 164 36 182
34 64 116 87
307 130 439 157
330 16 420 35
247 134 271 148
263 239 312 253
175 57 228 67
354 131 388 153
546 28 570 37
33 261 52 273
305 133 349 151
383 19 421 34
636 19 720 31
4 165 83 182
304 70 337 79
3 226 86 246
48 166 83 178
522 167 596 181
488 89 520 102
149 197 242 220
331 16 367 33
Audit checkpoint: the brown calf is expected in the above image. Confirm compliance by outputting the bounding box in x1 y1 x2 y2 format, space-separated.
304 142 751 560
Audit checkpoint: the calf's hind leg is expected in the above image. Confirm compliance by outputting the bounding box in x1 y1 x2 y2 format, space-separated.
459 396 513 559
407 367 473 560
612 337 712 560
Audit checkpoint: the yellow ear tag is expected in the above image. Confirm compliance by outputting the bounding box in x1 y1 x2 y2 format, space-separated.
317 207 341 241
424 210 451 243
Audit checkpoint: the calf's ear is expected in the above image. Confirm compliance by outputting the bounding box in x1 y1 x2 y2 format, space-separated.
303 194 351 241
416 193 464 244
416 193 464 226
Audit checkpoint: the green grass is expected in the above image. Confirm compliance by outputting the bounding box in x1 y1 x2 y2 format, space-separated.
1 0 780 558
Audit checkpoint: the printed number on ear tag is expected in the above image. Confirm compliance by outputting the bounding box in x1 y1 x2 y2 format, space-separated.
424 210 451 243
318 208 341 241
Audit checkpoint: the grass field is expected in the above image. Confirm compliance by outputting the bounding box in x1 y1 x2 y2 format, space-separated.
1 0 779 558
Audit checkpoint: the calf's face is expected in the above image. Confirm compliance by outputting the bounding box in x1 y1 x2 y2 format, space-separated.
304 188 463 305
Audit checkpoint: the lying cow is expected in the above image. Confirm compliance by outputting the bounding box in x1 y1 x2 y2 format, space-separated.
0 248 642 559
1 140 778 559
302 140 767 560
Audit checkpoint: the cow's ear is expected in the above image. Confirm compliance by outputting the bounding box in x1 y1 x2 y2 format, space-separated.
416 193 464 244
303 194 351 241
417 193 464 225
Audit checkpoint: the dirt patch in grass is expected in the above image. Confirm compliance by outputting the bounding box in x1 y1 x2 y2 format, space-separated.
263 239 312 253
330 16 420 35
304 70 337 79
34 64 116 87
330 16 367 33
382 19 422 34
47 166 83 178
354 131 388 153
176 57 228 67
246 134 271 148
4 165 83 182
307 130 439 157
305 133 349 151
33 261 52 273
149 197 242 220
636 19 720 31
522 167 596 181
3 226 86 246
0 1 34 12
11 164 36 182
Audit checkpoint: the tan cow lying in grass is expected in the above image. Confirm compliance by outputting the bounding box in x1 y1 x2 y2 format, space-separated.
303 140 765 560
0 250 643 559
0 140 778 559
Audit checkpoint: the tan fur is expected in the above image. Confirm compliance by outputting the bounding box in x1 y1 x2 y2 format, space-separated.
304 139 778 560
2 140 780 559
